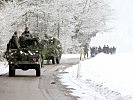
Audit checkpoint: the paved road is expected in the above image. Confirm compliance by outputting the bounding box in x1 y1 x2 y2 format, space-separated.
0 58 79 100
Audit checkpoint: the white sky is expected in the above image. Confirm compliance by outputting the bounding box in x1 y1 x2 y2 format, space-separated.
90 0 133 53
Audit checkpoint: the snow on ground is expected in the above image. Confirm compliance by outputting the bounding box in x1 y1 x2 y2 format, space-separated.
0 50 9 75
61 54 80 59
59 53 133 100
0 60 8 75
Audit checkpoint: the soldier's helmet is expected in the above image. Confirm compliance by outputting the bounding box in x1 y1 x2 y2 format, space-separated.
14 31 17 35
48 37 54 44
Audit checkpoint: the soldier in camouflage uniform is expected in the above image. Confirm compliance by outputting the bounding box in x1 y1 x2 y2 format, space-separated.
21 27 32 37
4 28 42 77
41 36 62 64
19 27 39 48
7 31 19 50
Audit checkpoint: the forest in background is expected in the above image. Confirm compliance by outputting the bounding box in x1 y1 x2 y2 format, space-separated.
0 0 111 53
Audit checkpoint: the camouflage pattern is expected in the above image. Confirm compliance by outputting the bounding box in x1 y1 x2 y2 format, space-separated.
4 32 41 77
5 34 41 62
19 34 39 48
41 37 62 64
7 33 19 50
5 49 40 62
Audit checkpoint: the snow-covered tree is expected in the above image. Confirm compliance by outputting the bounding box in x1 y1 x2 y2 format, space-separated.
0 0 111 53
41 0 111 53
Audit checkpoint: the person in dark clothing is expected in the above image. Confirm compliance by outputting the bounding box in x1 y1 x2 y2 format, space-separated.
7 31 19 50
90 46 96 57
103 45 107 53
21 27 32 38
112 46 116 54
22 27 30 35
106 45 110 54
98 46 102 53
19 27 39 48
84 43 88 58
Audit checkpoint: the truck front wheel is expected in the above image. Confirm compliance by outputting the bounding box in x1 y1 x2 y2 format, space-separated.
36 65 41 77
9 64 15 77
56 57 60 64
51 57 55 64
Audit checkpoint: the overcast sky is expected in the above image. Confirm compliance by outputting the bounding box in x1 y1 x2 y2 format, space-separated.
90 0 133 53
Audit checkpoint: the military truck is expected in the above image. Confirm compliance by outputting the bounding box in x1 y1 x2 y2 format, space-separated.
41 37 62 64
4 34 42 77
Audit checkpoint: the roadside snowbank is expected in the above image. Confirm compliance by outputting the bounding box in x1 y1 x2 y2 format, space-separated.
61 54 80 59
59 53 133 100
0 60 8 75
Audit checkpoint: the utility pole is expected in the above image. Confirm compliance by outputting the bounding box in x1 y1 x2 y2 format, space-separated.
37 14 39 28
25 12 28 27
57 8 60 39
57 22 60 39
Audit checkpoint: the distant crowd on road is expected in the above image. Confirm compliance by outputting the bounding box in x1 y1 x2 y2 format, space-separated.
90 45 116 57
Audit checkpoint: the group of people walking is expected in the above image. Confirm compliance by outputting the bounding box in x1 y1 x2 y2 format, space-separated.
90 45 116 57
80 44 116 60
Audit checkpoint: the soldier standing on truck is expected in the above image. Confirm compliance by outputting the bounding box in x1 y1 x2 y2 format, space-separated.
7 31 19 50
19 27 39 48
22 27 32 37
19 27 32 48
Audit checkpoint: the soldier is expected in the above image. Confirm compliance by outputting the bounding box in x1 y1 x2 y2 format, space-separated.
19 27 31 48
98 46 102 53
112 46 116 54
80 48 84 60
84 43 88 58
103 45 106 53
7 31 19 50
106 45 110 54
22 27 32 37
19 27 39 48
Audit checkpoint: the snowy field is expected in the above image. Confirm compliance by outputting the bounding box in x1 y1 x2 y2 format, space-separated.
59 53 133 100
